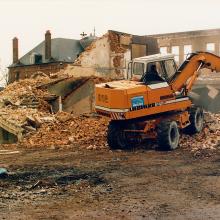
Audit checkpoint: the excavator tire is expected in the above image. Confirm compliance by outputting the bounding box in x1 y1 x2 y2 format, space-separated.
157 120 180 150
107 121 132 150
184 107 204 134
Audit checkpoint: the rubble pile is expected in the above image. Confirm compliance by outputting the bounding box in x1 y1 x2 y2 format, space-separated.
0 77 52 112
0 73 114 147
20 112 109 149
0 107 47 128
0 73 220 155
180 112 220 156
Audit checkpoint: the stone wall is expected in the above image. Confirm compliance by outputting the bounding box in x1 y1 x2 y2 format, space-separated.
150 28 220 65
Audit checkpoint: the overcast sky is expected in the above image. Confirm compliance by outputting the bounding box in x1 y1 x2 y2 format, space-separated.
1 0 220 68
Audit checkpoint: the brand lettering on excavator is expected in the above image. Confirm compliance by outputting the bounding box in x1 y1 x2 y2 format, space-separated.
130 97 189 111
160 94 174 100
98 94 108 103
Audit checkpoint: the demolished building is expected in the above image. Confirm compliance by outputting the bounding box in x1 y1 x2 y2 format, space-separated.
3 27 220 147
8 30 159 83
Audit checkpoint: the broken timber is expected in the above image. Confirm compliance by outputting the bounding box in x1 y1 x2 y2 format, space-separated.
0 115 24 140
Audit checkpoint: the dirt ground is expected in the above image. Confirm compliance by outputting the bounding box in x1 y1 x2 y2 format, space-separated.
0 145 220 220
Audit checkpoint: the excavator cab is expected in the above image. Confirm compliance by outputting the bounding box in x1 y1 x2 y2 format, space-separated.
128 54 177 84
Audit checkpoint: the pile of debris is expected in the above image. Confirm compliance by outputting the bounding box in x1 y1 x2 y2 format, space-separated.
0 76 52 113
0 73 220 155
20 112 109 150
0 73 110 149
180 112 220 156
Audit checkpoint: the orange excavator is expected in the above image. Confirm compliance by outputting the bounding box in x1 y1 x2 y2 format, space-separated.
95 52 220 150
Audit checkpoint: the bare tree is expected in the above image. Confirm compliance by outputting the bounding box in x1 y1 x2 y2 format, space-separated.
0 63 9 87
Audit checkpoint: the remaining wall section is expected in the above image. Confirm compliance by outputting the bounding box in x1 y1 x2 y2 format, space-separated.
8 62 68 83
74 31 131 78
150 28 220 65
73 30 158 79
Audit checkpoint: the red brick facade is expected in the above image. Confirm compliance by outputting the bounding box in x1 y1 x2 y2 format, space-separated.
8 62 68 83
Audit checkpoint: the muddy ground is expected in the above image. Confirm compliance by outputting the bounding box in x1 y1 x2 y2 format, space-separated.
0 146 219 220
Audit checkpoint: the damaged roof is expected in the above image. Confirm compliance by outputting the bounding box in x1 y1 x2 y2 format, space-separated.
11 38 84 67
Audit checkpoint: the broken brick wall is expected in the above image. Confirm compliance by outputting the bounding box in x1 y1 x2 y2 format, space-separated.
72 31 132 79
8 62 68 83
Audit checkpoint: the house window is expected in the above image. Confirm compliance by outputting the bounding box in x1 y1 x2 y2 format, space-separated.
184 45 192 60
171 46 179 63
35 54 42 64
160 47 168 54
15 72 20 81
206 43 215 53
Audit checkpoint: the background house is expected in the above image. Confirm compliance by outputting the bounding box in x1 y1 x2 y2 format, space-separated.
8 31 85 83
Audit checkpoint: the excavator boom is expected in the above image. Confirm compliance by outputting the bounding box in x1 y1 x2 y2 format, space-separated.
171 52 220 92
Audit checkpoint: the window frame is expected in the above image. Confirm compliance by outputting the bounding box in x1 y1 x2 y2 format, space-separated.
184 45 192 60
171 46 180 63
160 47 168 55
206 43 215 53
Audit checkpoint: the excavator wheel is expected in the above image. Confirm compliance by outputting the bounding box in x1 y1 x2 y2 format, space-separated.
157 120 180 151
107 121 132 150
184 107 204 134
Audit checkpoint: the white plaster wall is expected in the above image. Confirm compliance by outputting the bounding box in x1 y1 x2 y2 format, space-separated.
79 36 111 68
123 50 131 79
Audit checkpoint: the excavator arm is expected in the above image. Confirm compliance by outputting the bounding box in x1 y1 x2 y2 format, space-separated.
170 52 220 92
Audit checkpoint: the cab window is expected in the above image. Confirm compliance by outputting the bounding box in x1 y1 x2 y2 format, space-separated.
147 61 164 78
164 59 177 80
133 62 144 75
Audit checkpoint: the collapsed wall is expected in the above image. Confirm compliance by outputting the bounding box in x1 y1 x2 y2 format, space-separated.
0 71 110 144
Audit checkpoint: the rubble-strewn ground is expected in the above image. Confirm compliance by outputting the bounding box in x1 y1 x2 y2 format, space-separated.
0 146 220 219
1 75 220 157
0 76 220 219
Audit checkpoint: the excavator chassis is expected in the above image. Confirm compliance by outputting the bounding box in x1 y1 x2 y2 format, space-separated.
106 107 204 151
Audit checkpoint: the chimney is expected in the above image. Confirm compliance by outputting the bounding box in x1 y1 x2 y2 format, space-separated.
13 37 19 64
45 30 51 60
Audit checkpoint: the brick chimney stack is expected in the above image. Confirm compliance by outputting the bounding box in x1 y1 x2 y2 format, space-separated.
13 37 19 64
45 30 51 60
